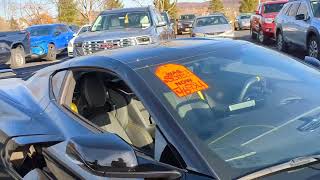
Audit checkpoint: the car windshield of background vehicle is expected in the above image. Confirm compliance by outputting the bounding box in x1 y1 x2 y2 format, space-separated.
138 44 320 179
264 3 286 13
180 14 196 20
240 15 251 19
311 0 320 17
91 11 151 32
28 26 52 36
196 16 228 27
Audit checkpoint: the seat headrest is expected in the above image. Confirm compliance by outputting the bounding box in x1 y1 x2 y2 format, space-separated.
82 73 107 108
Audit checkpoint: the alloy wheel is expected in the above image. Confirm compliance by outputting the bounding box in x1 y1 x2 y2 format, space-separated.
309 40 318 58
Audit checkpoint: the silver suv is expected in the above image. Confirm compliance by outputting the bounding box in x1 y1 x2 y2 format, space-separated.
275 0 320 59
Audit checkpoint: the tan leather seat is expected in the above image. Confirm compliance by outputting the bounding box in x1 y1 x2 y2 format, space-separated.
80 74 132 144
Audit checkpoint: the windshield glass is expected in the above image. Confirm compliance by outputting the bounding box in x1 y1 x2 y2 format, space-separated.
240 15 251 19
27 26 52 36
311 0 320 17
196 16 228 27
78 26 90 34
138 44 320 178
91 11 151 32
264 3 286 13
180 14 196 20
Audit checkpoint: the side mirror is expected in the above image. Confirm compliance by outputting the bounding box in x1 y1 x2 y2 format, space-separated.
304 56 320 68
296 14 307 20
157 21 167 27
54 31 61 36
65 134 181 179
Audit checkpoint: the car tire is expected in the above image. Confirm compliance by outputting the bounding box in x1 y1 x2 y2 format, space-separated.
45 44 57 61
276 31 288 52
10 45 26 68
308 36 320 59
250 27 257 40
258 29 267 44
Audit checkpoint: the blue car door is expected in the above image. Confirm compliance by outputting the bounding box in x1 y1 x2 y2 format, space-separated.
53 26 65 50
60 25 73 49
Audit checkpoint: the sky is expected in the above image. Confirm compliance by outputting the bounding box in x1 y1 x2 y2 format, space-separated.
0 0 206 19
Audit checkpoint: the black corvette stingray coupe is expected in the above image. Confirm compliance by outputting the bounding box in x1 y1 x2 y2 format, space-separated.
2 38 320 180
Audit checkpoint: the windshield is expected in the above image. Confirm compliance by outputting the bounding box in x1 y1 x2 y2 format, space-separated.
311 0 320 17
180 14 196 20
240 15 251 19
78 26 90 34
91 11 151 32
138 44 320 178
264 3 286 13
28 26 52 36
196 16 228 27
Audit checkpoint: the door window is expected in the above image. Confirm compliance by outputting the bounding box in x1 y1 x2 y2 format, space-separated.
288 3 301 16
297 3 308 16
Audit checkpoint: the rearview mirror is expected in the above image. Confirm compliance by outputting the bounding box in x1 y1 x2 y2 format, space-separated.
304 56 320 68
66 134 181 179
157 21 167 27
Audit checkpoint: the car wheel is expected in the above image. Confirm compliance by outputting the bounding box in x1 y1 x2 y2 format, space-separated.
258 29 266 44
250 27 257 40
277 31 288 52
308 36 320 59
45 44 57 61
10 45 26 68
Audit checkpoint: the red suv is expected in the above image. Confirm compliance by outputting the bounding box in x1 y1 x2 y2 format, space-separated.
250 0 288 43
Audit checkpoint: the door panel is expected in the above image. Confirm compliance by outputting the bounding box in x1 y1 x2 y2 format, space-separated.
295 2 310 47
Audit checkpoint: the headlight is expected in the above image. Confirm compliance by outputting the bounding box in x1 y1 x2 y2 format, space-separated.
74 42 83 47
68 41 73 48
136 36 151 45
264 18 274 23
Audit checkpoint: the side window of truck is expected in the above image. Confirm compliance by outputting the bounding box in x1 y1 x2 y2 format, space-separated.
288 3 301 17
297 3 308 16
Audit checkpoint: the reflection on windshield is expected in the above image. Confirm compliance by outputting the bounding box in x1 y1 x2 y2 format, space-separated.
91 11 151 32
139 44 320 179
180 14 195 20
196 16 228 27
28 27 52 36
264 3 285 13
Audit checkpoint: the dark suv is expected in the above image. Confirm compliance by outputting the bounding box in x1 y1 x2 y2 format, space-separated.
275 0 320 59
74 6 172 57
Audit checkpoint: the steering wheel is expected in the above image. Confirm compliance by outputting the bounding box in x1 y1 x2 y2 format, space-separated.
238 76 266 103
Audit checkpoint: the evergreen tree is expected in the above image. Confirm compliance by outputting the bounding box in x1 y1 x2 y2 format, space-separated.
57 0 77 24
209 0 225 13
239 0 259 13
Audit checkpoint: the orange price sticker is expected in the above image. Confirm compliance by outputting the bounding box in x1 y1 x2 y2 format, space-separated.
155 64 209 97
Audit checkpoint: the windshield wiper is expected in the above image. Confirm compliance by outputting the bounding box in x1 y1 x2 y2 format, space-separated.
238 155 320 180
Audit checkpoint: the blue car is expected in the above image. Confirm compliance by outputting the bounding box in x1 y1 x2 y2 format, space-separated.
3 38 320 180
27 24 74 61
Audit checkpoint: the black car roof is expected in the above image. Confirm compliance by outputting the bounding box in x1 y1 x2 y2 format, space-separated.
100 6 150 15
91 38 250 70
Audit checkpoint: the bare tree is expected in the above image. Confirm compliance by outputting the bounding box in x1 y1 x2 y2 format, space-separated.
77 0 104 24
21 0 54 25
154 0 178 12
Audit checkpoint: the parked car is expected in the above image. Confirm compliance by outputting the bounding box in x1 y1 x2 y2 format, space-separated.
68 25 91 57
161 11 176 39
177 14 196 34
3 38 320 179
191 14 234 38
275 0 320 59
73 6 173 57
69 25 80 33
250 0 288 43
234 13 251 30
27 24 74 61
0 31 30 68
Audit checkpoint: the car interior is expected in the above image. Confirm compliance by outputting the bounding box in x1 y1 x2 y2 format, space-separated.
62 70 156 154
